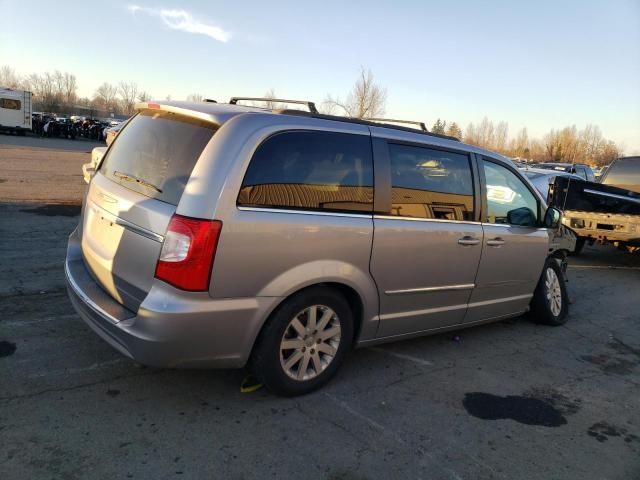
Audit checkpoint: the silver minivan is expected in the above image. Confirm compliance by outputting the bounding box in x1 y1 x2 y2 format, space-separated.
66 98 570 396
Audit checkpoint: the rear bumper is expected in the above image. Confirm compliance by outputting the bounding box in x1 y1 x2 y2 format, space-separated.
65 228 281 368
562 212 640 244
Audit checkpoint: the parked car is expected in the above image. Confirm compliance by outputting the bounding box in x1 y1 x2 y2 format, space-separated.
66 98 570 396
521 167 584 202
536 162 596 182
104 117 130 146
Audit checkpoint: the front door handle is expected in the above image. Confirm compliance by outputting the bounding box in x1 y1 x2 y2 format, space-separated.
458 236 480 246
486 237 505 247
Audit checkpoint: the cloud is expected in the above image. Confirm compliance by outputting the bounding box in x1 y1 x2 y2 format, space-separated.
127 5 231 43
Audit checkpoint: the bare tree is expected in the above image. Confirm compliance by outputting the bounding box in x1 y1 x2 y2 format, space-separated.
581 124 604 163
25 72 60 111
137 91 151 102
119 82 139 115
0 65 22 89
186 93 204 102
62 72 77 106
260 88 284 110
94 82 119 112
324 68 387 118
494 121 509 152
510 127 530 158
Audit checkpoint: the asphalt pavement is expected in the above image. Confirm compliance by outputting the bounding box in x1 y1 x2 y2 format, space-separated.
1 202 639 480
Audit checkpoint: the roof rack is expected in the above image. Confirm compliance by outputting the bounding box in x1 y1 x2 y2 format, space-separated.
229 96 318 114
277 110 460 142
367 118 428 133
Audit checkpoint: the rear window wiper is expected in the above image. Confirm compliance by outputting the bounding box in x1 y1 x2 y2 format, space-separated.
114 171 163 193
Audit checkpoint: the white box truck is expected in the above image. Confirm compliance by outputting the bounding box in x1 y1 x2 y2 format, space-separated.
0 88 32 135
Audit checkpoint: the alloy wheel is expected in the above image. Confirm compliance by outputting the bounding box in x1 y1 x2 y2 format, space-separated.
279 305 342 381
544 267 562 316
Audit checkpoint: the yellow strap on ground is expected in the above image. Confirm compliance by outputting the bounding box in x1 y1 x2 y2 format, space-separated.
240 375 263 393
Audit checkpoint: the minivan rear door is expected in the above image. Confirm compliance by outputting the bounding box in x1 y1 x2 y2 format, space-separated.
370 137 484 337
80 109 217 312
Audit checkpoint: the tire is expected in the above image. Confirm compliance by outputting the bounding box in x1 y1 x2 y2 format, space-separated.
530 258 569 326
251 286 354 396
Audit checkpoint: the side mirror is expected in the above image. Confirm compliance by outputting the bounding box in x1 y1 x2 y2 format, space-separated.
507 207 537 227
544 206 562 229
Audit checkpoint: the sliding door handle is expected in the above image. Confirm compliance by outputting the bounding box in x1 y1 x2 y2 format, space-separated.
458 236 480 246
487 238 505 247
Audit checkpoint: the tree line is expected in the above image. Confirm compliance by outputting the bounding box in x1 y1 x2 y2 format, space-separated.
430 117 620 166
0 65 153 116
1 64 621 165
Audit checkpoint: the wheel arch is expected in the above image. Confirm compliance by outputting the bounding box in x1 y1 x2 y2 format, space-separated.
249 280 373 363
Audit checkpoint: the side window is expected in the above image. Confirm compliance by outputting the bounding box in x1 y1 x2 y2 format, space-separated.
585 168 595 182
388 144 474 221
0 98 21 110
238 131 373 213
483 160 539 226
576 166 587 180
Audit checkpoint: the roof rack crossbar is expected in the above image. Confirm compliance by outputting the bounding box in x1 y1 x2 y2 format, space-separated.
367 118 428 132
229 97 318 114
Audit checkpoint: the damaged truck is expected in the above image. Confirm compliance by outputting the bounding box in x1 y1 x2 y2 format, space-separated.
550 156 640 254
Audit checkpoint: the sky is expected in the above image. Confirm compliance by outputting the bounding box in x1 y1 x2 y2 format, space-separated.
1 0 639 153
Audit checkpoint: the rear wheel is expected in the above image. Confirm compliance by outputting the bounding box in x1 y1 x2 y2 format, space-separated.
251 287 353 396
530 259 569 326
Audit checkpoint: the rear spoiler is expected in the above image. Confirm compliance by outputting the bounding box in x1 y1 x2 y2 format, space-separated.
134 102 220 125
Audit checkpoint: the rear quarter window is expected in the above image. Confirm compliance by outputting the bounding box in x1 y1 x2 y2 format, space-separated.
238 130 374 213
99 110 216 205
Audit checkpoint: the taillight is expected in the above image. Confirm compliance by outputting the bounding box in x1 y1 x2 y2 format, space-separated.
154 215 222 291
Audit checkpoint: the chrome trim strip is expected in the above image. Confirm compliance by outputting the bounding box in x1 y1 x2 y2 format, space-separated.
89 201 164 243
583 188 640 205
481 223 549 231
467 293 532 308
374 215 481 225
237 206 373 219
385 283 475 295
64 261 120 325
379 293 532 320
380 303 467 320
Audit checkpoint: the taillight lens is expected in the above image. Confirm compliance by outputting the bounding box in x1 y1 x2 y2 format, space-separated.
155 215 222 291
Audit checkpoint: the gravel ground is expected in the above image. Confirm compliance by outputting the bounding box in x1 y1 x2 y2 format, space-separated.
0 134 102 204
0 138 639 480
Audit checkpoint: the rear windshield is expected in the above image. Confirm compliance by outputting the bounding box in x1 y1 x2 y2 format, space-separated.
99 110 216 205
601 158 640 190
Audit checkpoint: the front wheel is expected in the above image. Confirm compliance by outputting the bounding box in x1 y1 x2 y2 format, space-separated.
530 258 569 326
251 287 354 396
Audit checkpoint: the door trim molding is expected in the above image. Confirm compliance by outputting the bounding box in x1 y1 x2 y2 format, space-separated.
467 293 533 308
385 283 475 295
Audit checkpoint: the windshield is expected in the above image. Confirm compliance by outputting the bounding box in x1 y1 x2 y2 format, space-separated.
99 110 217 205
